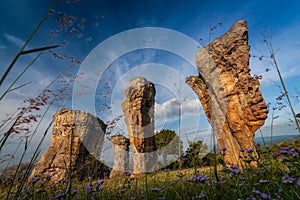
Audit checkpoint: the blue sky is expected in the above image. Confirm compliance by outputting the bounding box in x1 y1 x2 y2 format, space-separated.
1 0 300 166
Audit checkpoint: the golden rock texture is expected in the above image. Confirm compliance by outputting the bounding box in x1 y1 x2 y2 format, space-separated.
29 108 107 182
121 77 157 176
186 20 268 168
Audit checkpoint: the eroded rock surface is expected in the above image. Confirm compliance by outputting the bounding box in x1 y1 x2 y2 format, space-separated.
186 20 268 167
29 108 108 182
121 77 157 176
109 134 130 178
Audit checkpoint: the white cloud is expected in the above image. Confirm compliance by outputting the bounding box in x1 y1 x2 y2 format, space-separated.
155 98 201 118
4 33 25 48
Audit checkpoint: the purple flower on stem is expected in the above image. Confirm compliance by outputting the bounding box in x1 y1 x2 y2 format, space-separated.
282 176 295 184
230 165 240 174
222 147 227 152
55 193 66 199
30 177 40 184
252 189 261 195
248 195 257 200
297 179 300 186
247 148 253 153
85 185 93 193
120 189 126 194
72 189 78 195
280 149 288 155
198 175 206 182
260 193 270 199
126 172 132 176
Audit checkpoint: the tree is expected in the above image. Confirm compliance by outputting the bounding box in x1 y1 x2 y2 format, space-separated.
155 129 183 166
183 140 209 169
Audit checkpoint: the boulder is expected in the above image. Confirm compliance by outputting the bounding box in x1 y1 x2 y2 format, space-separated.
29 108 108 182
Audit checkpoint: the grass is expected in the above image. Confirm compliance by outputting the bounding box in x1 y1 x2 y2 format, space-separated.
1 138 299 199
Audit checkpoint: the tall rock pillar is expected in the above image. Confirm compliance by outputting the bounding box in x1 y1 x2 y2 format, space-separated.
109 134 130 178
186 20 268 168
121 77 157 177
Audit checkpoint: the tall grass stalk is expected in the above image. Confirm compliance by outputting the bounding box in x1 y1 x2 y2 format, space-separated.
0 49 56 101
262 34 300 134
67 129 74 200
5 138 28 199
13 120 53 200
0 62 74 153
0 0 58 87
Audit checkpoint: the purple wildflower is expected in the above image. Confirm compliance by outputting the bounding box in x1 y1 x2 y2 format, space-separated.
247 148 253 153
72 189 78 195
30 177 40 184
297 179 300 186
197 175 206 182
151 188 161 192
282 176 295 184
260 193 270 199
192 176 197 182
280 149 288 155
187 178 192 182
259 179 269 184
85 185 93 193
230 165 240 174
126 172 132 176
222 147 227 152
278 188 283 193
120 189 126 194
252 189 261 195
55 193 66 199
192 191 206 199
248 195 257 200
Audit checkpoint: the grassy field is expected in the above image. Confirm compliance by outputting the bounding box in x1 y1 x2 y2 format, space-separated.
1 137 299 200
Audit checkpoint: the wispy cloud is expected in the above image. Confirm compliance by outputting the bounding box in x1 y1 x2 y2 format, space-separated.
0 44 7 50
4 33 24 48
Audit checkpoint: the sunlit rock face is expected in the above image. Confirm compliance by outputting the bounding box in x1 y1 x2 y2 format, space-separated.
121 77 157 177
186 20 268 168
29 108 108 182
109 134 130 178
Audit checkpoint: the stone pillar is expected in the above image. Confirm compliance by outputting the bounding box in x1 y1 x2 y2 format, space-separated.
186 20 268 168
109 134 130 178
121 77 157 177
29 108 107 182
